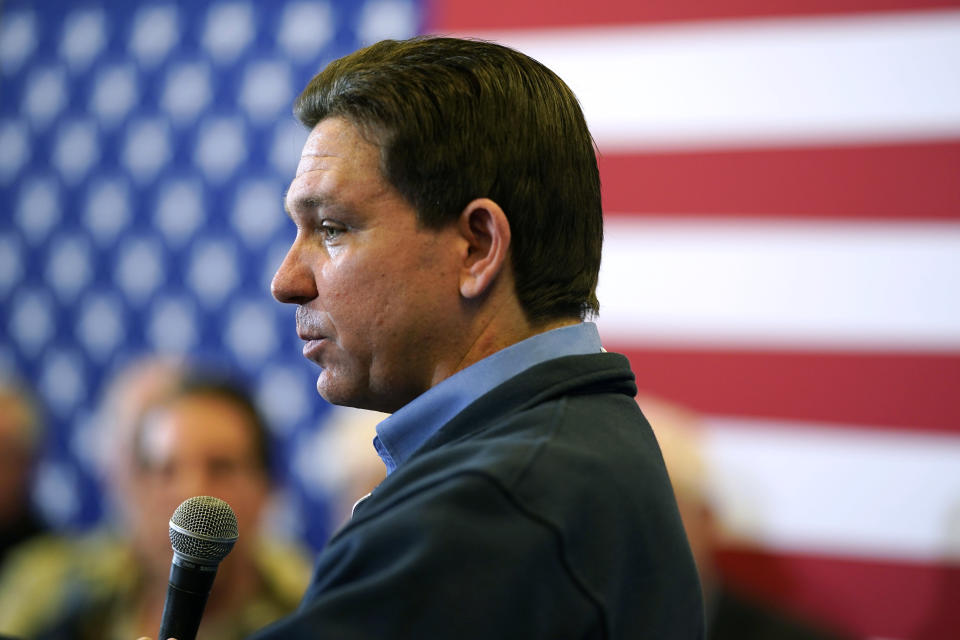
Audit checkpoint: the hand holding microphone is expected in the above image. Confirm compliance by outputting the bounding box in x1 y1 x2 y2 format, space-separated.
157 495 238 640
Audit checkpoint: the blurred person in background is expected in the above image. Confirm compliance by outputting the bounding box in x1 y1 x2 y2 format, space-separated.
307 406 387 530
640 393 850 640
93 356 187 527
0 359 311 640
0 376 46 569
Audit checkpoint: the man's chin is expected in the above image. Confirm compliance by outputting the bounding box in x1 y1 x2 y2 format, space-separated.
315 373 365 409
318 380 403 414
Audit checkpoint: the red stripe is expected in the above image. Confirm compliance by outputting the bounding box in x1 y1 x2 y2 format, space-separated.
428 0 959 31
599 140 960 219
615 346 960 433
716 546 959 639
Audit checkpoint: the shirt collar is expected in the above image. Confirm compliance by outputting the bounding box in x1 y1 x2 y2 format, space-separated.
373 322 603 474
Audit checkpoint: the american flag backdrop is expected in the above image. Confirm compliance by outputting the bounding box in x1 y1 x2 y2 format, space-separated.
2 0 959 638
0 0 423 553
427 1 960 638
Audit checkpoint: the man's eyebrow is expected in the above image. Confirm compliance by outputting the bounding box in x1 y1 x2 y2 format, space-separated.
283 193 336 217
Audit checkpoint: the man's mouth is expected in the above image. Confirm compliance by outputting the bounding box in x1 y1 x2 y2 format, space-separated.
297 307 329 362
301 337 327 361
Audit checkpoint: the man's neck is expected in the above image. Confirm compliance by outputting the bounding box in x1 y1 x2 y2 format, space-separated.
434 297 580 390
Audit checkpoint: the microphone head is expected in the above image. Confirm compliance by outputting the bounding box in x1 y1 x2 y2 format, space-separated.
168 495 239 566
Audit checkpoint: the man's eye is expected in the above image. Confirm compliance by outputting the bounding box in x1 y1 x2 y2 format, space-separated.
321 222 345 240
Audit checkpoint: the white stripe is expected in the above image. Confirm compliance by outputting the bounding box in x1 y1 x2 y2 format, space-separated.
457 10 960 150
703 418 960 561
596 218 960 351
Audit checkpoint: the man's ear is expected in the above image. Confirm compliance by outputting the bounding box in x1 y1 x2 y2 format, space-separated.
457 198 511 299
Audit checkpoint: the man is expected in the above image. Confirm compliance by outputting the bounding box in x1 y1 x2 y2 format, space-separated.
0 364 310 639
640 394 850 640
0 376 46 569
251 36 703 638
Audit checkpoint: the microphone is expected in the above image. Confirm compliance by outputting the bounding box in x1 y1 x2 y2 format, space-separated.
158 496 238 640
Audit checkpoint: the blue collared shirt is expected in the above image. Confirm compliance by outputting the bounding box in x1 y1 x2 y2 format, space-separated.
373 322 604 474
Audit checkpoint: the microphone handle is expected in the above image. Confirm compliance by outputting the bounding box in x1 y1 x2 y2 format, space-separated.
158 559 218 640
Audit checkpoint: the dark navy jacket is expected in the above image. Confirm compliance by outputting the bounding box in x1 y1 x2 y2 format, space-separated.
252 352 704 639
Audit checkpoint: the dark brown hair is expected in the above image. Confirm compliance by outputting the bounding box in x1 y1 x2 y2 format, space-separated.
294 36 602 323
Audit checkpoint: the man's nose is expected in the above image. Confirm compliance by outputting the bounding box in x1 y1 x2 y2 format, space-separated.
271 241 318 305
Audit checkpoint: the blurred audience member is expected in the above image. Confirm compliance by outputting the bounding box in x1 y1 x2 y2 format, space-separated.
639 393 850 640
0 376 46 567
93 356 186 524
0 359 311 640
309 407 388 530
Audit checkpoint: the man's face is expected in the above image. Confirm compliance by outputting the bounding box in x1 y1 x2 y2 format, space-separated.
131 393 269 571
0 398 33 521
272 117 464 412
